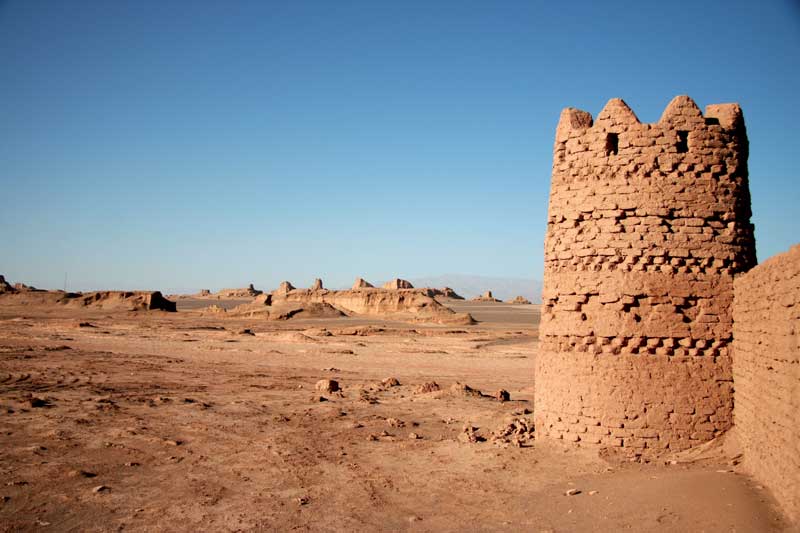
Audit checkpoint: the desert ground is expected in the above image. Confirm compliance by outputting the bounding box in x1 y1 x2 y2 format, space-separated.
0 295 793 532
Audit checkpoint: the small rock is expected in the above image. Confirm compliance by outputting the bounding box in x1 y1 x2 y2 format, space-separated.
28 397 50 408
381 377 401 387
495 389 510 402
297 495 309 505
124 462 140 467
588 490 598 496
414 381 440 394
315 379 340 394
69 470 97 478
450 382 482 397
385 417 405 428
409 432 421 440
92 485 109 493
238 328 255 336
311 395 328 402
565 488 580 496
163 439 182 446
458 424 484 443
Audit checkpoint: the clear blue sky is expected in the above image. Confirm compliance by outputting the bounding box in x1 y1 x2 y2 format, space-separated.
1 0 798 292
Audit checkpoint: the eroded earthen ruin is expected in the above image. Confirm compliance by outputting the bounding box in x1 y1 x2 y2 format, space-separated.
535 95 756 458
732 245 799 521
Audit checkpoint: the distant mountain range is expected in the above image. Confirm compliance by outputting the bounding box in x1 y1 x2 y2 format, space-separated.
408 274 542 303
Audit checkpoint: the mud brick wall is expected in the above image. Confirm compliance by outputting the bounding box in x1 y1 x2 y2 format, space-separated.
733 245 799 521
535 96 756 458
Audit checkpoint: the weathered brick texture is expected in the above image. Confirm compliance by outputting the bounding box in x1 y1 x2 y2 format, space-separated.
733 245 799 521
535 96 756 459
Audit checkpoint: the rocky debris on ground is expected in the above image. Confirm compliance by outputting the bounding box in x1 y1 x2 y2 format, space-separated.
305 327 333 337
491 416 535 447
382 278 414 290
385 417 405 428
509 296 532 305
68 470 97 478
495 389 511 402
471 291 502 303
458 424 485 443
357 389 379 404
415 382 441 394
352 277 374 290
315 379 340 394
28 397 51 408
448 382 483 398
311 278 323 290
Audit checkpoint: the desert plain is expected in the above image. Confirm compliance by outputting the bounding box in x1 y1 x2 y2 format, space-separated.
0 285 793 532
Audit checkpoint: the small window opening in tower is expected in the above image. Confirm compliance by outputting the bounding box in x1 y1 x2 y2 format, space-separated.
605 133 618 156
676 130 689 153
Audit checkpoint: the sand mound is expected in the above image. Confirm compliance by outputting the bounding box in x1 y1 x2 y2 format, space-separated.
201 304 227 315
216 284 262 298
270 302 346 320
471 291 501 302
509 296 532 305
227 297 345 321
382 278 414 290
272 287 474 325
63 291 177 312
429 287 464 300
352 277 374 289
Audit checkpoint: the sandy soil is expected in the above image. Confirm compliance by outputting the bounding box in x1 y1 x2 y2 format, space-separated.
0 298 794 532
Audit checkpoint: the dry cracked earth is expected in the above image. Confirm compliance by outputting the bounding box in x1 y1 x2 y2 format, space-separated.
0 298 793 532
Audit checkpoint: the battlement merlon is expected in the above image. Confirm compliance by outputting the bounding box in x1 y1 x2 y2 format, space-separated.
554 95 746 143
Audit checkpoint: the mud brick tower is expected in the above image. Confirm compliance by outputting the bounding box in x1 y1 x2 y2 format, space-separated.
535 96 756 458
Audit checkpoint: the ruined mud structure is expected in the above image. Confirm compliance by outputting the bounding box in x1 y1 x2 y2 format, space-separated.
733 245 800 521
535 96 756 457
